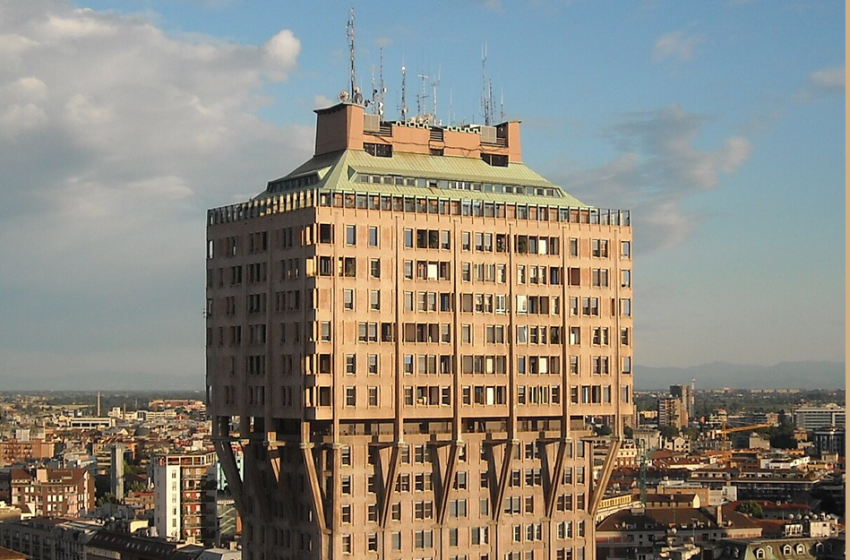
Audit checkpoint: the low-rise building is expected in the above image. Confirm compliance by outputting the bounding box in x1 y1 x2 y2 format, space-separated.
0 517 101 560
793 404 845 431
0 439 56 465
7 467 94 518
596 505 762 560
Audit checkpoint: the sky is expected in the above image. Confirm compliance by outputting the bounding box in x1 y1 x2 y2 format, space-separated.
0 0 844 390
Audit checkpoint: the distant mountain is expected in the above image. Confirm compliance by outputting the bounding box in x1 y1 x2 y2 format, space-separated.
2 371 202 392
5 361 843 392
635 361 845 391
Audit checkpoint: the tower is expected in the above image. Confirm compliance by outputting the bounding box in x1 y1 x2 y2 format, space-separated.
669 384 694 422
206 102 634 559
110 443 125 501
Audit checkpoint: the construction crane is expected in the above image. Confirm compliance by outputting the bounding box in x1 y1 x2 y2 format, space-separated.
714 422 774 447
637 440 658 507
715 422 773 436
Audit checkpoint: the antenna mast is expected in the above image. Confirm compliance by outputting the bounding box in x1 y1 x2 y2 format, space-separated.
500 89 505 121
481 43 492 125
400 58 408 121
488 79 494 125
345 8 357 101
378 48 386 120
432 66 441 125
417 71 429 122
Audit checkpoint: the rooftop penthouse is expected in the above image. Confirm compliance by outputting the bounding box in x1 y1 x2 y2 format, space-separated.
208 102 630 226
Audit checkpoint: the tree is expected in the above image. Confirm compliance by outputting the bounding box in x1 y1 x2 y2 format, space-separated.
767 421 798 449
593 424 612 436
736 501 763 518
97 493 118 507
128 481 148 493
682 426 700 441
659 425 680 440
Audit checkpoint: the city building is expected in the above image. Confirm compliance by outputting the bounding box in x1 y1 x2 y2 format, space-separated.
0 517 101 560
658 397 687 430
6 467 94 518
595 506 762 560
152 452 217 543
669 384 695 422
793 404 845 431
206 100 634 559
111 443 126 501
811 426 844 458
0 438 56 466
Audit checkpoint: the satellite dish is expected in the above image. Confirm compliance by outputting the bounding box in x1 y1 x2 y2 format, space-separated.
339 90 349 101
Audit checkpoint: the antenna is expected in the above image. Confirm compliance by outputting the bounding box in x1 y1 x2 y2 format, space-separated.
378 49 386 120
500 89 505 121
400 57 408 121
488 78 494 125
432 66 441 125
449 88 454 126
345 8 356 100
370 65 376 112
417 70 429 122
481 43 492 125
371 48 386 120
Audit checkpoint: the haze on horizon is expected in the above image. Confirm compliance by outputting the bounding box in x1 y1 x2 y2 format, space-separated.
0 1 843 387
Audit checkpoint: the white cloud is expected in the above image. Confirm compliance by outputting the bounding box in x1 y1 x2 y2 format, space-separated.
264 29 301 81
6 76 48 101
477 0 504 13
552 105 751 252
0 103 49 140
0 0 313 383
653 29 703 62
809 66 844 93
313 94 336 109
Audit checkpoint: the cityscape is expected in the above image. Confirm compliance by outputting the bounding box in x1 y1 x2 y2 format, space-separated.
0 2 844 560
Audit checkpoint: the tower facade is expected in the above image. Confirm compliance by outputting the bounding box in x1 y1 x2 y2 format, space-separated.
206 102 634 560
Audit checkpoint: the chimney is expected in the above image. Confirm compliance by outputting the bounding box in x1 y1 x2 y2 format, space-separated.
714 505 723 527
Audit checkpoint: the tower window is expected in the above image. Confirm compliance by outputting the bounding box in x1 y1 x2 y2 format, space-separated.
364 143 392 157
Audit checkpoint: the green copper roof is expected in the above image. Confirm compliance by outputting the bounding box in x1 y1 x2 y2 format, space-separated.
257 148 589 208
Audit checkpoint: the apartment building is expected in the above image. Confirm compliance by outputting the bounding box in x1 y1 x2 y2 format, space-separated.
0 438 56 465
206 101 635 560
152 452 216 543
6 468 94 518
669 384 695 422
658 397 687 430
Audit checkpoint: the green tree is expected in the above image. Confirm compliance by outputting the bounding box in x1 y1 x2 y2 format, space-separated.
659 425 680 440
682 426 700 440
736 501 764 518
593 424 612 436
767 421 798 449
128 481 148 493
97 493 118 507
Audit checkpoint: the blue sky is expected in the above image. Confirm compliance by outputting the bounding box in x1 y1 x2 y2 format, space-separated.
0 0 843 388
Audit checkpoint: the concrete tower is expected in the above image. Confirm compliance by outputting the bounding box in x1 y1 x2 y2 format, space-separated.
206 102 635 560
110 443 125 501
